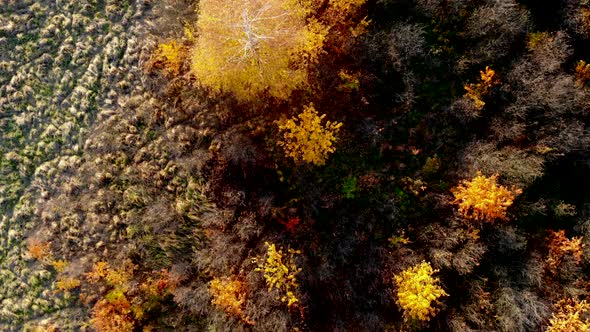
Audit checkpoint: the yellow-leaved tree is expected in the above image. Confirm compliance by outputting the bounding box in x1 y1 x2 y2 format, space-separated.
210 277 246 316
277 103 343 166
394 261 448 322
191 0 328 100
152 40 188 77
547 298 590 332
451 172 522 222
255 242 302 307
209 276 254 324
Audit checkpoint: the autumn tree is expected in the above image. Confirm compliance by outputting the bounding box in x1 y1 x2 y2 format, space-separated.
321 0 370 52
209 276 254 324
546 230 585 273
86 261 137 332
90 296 135 332
452 172 522 222
394 261 448 322
464 66 500 110
190 0 327 100
150 40 188 77
27 239 50 262
210 276 246 316
576 60 590 86
255 242 302 307
85 261 176 331
27 239 82 295
547 298 590 332
277 103 343 166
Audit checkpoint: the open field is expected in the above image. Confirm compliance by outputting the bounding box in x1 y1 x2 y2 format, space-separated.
0 0 152 328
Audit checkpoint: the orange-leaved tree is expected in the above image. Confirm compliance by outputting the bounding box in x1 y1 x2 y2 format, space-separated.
575 60 590 86
546 230 585 273
27 239 51 262
85 261 175 331
394 261 448 322
209 276 254 324
451 172 522 222
86 260 137 332
191 0 328 100
277 103 342 166
464 66 500 110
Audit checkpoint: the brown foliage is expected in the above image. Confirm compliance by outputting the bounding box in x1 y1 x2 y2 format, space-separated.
140 269 177 298
27 239 50 261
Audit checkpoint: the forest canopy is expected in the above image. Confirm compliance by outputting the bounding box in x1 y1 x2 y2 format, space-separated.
2 0 590 331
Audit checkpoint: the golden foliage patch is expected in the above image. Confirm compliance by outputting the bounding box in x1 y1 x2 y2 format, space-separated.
463 66 500 110
547 298 590 332
151 40 188 77
576 60 590 86
209 276 252 323
277 103 342 166
394 261 448 322
190 0 326 100
452 172 521 222
55 276 81 292
255 242 302 307
546 230 585 273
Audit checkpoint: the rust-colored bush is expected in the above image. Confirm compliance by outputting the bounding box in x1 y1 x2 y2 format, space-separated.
546 230 584 273
27 239 50 261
